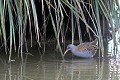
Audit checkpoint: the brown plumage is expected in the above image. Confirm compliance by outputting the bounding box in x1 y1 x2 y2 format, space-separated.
76 39 98 53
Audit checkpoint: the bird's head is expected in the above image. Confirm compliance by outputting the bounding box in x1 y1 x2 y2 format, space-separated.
64 44 76 56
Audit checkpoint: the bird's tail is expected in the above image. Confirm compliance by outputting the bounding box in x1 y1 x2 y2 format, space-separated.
92 38 98 45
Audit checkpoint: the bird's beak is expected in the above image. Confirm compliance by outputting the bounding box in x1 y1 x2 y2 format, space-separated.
64 49 70 56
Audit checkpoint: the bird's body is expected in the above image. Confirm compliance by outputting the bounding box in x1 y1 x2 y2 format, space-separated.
64 39 98 58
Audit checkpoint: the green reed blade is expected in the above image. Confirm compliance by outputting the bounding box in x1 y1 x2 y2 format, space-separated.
14 0 23 58
30 0 41 47
24 0 33 47
0 0 7 53
7 0 15 62
81 1 98 36
95 0 104 57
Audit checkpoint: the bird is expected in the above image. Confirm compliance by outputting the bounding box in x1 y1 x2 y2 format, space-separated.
64 39 98 58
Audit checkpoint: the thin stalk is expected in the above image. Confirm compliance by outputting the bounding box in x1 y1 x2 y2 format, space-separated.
7 0 16 62
0 0 7 53
73 0 82 43
42 0 46 56
47 0 64 58
76 0 97 37
24 0 32 47
23 2 28 52
20 0 23 62
71 0 74 44
14 0 23 60
57 0 64 57
81 1 98 37
55 0 64 57
30 0 41 47
95 1 104 57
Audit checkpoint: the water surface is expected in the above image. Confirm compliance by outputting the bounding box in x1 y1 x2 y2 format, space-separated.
0 54 120 80
0 41 120 80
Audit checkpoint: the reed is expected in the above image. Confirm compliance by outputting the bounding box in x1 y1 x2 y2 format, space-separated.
0 0 120 60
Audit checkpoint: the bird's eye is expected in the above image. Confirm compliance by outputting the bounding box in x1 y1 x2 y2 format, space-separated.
67 47 70 49
67 46 71 50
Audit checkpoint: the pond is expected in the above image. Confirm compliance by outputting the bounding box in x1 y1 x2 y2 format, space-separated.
0 40 120 80
0 55 120 80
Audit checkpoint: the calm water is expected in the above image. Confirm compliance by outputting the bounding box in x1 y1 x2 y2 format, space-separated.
0 54 120 80
0 41 120 80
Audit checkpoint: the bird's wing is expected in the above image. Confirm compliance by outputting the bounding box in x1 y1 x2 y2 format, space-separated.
86 45 98 53
77 43 98 53
76 38 98 52
77 43 91 52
